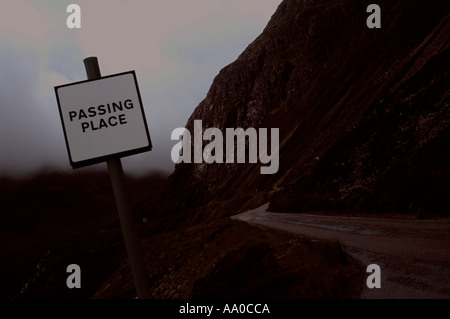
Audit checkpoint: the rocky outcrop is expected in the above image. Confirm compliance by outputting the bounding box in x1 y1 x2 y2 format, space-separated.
164 0 450 221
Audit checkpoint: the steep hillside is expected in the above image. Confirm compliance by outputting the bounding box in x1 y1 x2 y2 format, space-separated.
164 0 449 221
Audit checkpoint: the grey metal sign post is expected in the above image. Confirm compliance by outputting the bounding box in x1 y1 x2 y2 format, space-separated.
84 57 151 299
55 57 152 299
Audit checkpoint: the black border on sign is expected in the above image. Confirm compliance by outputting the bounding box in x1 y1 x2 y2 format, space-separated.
54 70 152 169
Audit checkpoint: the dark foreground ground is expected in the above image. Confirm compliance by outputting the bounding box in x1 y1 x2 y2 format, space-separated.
94 219 363 299
1 171 363 299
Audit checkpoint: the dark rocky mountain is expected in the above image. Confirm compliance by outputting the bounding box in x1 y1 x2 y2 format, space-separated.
162 0 449 222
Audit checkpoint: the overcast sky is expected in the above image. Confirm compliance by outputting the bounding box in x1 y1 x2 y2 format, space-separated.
0 0 281 177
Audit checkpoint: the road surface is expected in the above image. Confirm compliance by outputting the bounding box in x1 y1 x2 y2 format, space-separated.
232 203 450 299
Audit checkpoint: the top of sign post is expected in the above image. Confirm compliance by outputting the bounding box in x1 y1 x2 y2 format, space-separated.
55 71 152 168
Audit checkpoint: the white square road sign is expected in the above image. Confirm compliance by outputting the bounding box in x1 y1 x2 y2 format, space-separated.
55 71 152 168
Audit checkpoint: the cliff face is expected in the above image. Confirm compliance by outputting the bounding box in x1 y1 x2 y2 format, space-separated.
165 0 450 221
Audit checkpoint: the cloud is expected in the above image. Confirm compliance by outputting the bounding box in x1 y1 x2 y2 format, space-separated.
0 45 67 175
0 0 282 177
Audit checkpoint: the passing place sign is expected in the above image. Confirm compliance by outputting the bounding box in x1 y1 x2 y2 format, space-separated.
55 71 152 168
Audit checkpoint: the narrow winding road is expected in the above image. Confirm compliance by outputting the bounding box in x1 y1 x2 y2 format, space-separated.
232 203 450 299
